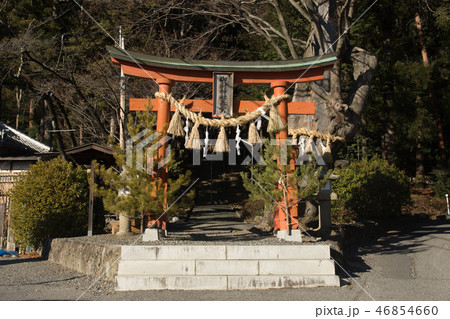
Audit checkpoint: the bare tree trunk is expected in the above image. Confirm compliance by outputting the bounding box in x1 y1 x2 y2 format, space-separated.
38 98 52 146
140 213 144 234
288 1 377 155
361 137 367 159
14 51 24 130
119 30 127 149
290 50 377 152
380 1 396 164
0 85 2 119
28 99 34 129
45 96 67 159
110 115 116 139
117 214 131 236
15 87 22 130
416 133 425 188
381 121 395 164
40 117 52 146
53 96 77 147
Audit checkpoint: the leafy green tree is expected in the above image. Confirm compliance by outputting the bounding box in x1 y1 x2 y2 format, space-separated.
9 157 89 250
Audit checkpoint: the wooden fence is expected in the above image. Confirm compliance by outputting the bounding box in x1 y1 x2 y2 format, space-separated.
0 173 21 249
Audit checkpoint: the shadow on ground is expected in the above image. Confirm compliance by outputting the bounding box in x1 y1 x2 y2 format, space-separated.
166 205 274 242
336 216 449 282
0 257 42 266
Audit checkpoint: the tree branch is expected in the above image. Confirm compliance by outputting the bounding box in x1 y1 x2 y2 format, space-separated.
233 3 287 59
288 0 312 21
24 51 109 137
271 0 299 58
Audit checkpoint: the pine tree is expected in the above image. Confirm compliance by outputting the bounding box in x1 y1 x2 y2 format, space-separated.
92 108 193 235
241 140 330 231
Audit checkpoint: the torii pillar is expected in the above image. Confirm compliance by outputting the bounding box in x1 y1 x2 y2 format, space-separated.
272 81 299 234
148 78 173 230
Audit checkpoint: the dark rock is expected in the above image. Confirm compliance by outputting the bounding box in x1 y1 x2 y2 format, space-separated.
334 159 349 167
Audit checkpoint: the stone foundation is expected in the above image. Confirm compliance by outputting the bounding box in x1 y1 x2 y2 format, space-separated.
42 238 121 282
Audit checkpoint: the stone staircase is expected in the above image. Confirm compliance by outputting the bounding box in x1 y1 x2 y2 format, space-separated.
195 174 247 205
115 244 340 290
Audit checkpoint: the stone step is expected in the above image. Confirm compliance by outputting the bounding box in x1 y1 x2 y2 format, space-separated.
121 245 226 260
196 260 259 275
120 245 331 260
258 259 335 275
118 259 335 276
228 275 340 289
118 260 195 276
116 275 228 291
115 244 339 290
115 275 340 291
226 245 331 260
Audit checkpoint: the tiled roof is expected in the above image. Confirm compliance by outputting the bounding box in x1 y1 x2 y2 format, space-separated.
0 122 51 155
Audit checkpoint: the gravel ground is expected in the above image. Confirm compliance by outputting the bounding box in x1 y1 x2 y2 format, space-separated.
0 254 115 300
66 228 326 246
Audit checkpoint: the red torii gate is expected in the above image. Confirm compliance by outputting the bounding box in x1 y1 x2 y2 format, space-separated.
108 45 336 234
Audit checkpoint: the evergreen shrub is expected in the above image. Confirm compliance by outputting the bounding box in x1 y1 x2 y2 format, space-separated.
332 157 411 223
9 157 89 249
431 169 450 198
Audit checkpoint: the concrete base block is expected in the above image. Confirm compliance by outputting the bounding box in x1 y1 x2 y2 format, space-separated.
276 229 302 242
118 260 195 275
259 259 335 275
121 245 227 260
196 260 259 275
116 275 227 291
142 228 166 242
226 245 330 260
227 275 340 289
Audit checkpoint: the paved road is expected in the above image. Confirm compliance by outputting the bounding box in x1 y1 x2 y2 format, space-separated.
1 219 449 301
342 221 450 301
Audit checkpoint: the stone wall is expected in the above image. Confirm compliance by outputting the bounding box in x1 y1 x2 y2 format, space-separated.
42 238 121 282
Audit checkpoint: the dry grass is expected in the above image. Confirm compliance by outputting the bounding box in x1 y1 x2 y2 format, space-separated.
410 187 447 218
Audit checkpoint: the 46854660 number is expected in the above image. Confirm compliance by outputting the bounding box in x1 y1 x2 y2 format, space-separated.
376 306 438 316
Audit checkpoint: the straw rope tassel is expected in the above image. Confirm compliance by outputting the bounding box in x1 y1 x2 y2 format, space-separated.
304 136 313 154
214 126 229 153
267 105 285 133
186 122 201 150
248 121 261 144
291 133 298 145
317 139 325 156
167 109 185 136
